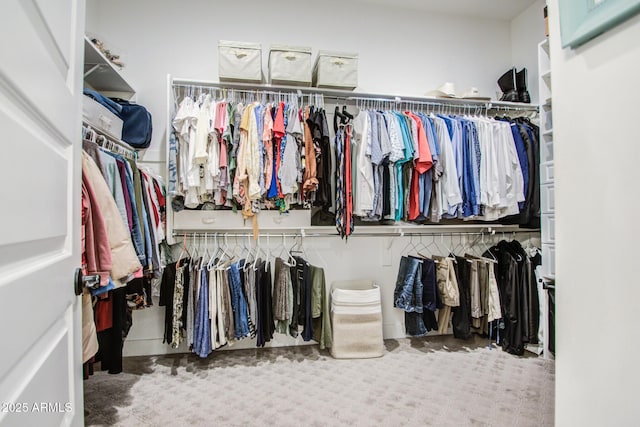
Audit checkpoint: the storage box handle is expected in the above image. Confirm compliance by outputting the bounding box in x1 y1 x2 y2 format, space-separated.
233 49 248 58
331 58 346 66
284 53 298 60
202 217 216 224
98 114 112 129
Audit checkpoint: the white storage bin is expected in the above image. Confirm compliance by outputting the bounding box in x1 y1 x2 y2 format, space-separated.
330 280 384 359
82 95 123 139
218 40 263 83
269 45 312 86
313 51 358 89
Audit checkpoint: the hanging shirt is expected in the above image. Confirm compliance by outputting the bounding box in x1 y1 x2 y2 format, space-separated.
352 110 374 216
431 115 462 218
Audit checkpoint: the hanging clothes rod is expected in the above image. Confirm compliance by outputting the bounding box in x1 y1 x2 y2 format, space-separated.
173 229 539 239
172 83 325 108
169 77 539 113
173 84 316 99
82 121 137 160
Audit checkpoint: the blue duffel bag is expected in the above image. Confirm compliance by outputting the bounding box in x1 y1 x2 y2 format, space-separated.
83 88 153 149
113 99 153 149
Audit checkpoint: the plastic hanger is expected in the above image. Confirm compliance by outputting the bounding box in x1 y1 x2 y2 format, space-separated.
242 235 254 272
264 234 271 272
276 234 296 267
177 234 191 266
251 236 263 271
342 105 353 121
289 233 307 259
334 106 345 133
216 234 233 270
199 233 211 270
207 233 220 270
190 232 200 261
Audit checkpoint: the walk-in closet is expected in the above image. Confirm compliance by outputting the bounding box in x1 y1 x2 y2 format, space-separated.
1 0 639 426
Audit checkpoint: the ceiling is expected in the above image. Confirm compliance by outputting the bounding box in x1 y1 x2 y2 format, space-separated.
351 0 538 20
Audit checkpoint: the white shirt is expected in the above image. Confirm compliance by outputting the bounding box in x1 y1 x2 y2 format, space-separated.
432 116 462 217
353 111 374 215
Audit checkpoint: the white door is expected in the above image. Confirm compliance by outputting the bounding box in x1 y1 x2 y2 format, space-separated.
0 0 85 426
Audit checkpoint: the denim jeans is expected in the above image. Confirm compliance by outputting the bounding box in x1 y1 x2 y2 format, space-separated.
405 257 440 336
405 312 428 336
229 261 250 339
394 256 422 312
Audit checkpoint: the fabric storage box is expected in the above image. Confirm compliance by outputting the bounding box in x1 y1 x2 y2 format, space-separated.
218 40 263 83
313 51 358 89
82 94 123 139
269 45 312 86
330 280 384 359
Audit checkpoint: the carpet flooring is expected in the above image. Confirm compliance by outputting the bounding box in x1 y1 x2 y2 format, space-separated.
84 335 555 427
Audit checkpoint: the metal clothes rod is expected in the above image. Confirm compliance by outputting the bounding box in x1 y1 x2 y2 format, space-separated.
173 83 311 98
173 229 540 239
82 120 137 160
170 77 539 113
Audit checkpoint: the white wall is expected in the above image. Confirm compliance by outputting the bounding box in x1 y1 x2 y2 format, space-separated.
548 1 640 425
85 0 99 36
86 0 512 164
510 0 546 104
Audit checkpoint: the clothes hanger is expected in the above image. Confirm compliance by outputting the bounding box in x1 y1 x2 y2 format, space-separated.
400 234 419 255
334 106 345 133
434 233 450 258
481 232 498 262
418 234 437 259
207 233 220 270
190 232 200 262
414 234 429 256
200 233 211 270
216 233 234 270
341 105 353 122
307 238 328 270
264 234 271 272
251 236 263 271
277 234 296 267
177 234 191 266
242 235 254 272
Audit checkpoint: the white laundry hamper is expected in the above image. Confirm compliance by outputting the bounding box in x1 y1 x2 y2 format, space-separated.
330 280 384 359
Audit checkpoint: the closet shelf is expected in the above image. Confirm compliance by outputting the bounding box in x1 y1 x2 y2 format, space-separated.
84 36 135 97
543 129 553 137
171 77 539 112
